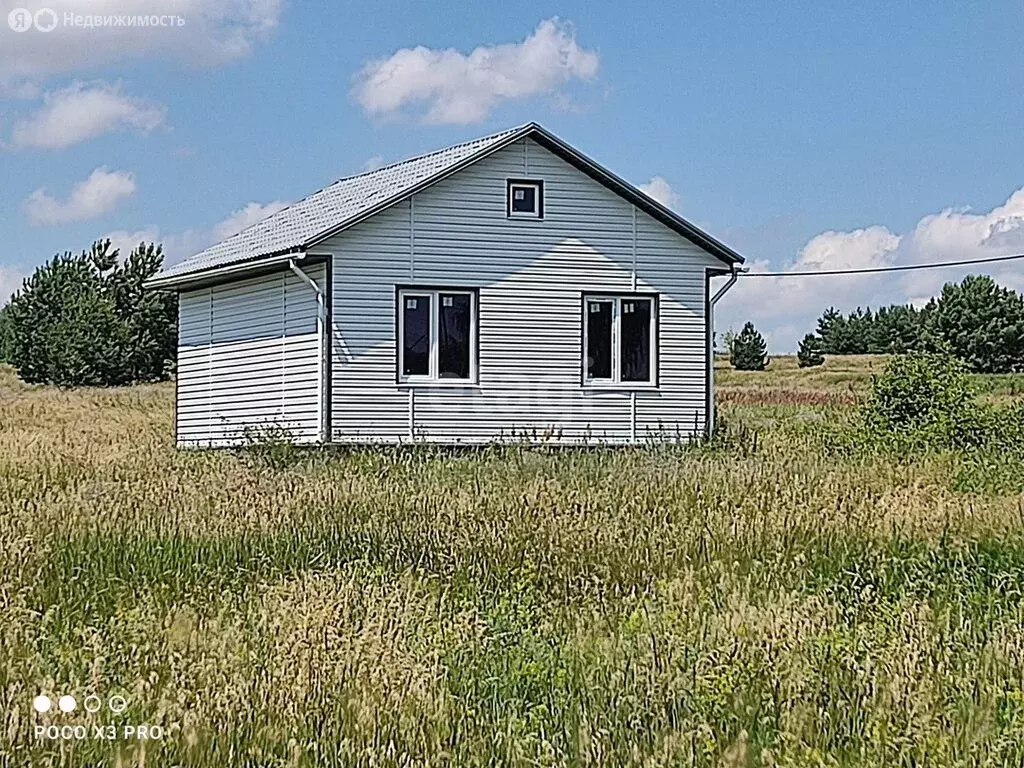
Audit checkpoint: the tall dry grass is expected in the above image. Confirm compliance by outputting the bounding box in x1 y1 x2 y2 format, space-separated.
1 363 1024 766
716 354 1024 406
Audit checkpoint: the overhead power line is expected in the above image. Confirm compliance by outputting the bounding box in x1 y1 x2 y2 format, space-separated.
740 252 1024 277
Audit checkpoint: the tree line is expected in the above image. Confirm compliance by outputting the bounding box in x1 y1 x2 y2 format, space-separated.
728 274 1024 373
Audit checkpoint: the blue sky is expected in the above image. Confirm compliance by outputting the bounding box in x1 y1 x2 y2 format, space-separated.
1 0 1023 350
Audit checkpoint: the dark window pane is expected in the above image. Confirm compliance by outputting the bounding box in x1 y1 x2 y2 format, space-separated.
586 300 613 379
438 293 471 379
402 295 430 376
510 184 537 214
621 299 652 382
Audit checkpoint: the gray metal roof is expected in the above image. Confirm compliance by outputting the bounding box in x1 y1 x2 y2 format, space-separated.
151 122 743 287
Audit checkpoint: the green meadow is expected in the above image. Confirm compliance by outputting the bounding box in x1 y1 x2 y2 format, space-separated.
2 357 1024 767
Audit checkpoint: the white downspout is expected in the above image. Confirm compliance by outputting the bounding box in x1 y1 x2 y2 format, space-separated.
289 258 327 319
289 258 328 444
707 266 745 436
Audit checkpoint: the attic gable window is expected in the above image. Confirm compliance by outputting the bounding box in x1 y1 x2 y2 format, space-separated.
507 179 543 218
583 294 658 386
398 288 477 383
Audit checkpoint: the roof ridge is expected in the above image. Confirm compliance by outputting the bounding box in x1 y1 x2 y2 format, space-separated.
167 122 535 272
328 122 532 186
150 121 745 285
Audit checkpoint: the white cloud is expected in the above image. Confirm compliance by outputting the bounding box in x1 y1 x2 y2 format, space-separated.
212 200 289 241
895 189 1024 298
638 176 681 210
103 199 289 267
716 188 1024 352
0 0 282 87
23 167 136 226
361 154 384 173
353 18 599 124
793 226 901 273
9 81 165 150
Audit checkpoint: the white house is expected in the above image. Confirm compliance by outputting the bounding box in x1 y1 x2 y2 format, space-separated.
148 123 744 447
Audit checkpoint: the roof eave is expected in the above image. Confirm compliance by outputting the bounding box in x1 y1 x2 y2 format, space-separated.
145 248 305 290
523 124 744 267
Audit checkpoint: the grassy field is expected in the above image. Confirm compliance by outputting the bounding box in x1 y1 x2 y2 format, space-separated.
716 354 1024 405
2 358 1024 766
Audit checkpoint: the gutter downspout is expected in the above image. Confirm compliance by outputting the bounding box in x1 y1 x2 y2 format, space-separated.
289 258 327 319
289 258 328 444
707 266 745 436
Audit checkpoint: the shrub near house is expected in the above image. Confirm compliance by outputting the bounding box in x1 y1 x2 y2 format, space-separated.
854 352 1024 452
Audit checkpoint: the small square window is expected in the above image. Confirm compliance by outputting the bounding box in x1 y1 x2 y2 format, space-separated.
507 180 543 218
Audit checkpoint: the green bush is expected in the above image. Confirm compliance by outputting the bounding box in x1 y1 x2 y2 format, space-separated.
864 354 975 436
859 353 1024 452
796 333 825 368
861 354 980 450
240 424 307 471
3 239 176 387
729 321 768 371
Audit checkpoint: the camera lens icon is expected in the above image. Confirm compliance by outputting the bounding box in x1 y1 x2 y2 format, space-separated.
108 695 127 714
84 695 102 714
57 695 77 713
32 695 51 713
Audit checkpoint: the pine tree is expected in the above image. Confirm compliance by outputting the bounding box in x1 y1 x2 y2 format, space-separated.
844 307 872 354
816 307 846 354
730 321 769 371
3 239 176 386
816 303 927 355
796 333 825 368
805 276 1024 370
925 274 1024 373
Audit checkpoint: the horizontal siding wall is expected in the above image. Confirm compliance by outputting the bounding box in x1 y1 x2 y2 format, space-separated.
634 215 714 439
176 264 324 447
327 138 721 444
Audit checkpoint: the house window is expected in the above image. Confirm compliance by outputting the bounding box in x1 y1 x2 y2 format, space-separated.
507 179 543 218
583 295 657 385
398 288 476 382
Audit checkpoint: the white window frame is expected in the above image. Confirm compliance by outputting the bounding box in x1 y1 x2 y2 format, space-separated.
507 179 543 219
397 288 477 385
582 294 658 388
